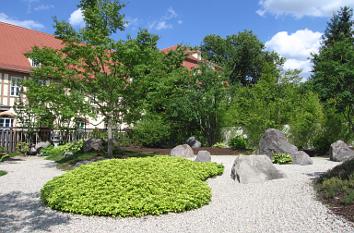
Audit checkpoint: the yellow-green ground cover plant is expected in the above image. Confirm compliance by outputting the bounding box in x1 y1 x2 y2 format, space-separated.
41 156 224 217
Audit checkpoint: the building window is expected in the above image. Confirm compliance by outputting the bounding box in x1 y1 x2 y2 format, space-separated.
28 58 40 68
75 118 87 129
10 77 21 96
0 117 13 128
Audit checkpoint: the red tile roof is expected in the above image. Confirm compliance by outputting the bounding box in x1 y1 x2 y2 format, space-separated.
0 22 201 73
0 22 63 73
162 45 202 70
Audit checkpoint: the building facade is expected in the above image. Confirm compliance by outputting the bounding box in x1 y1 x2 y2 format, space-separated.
0 22 205 130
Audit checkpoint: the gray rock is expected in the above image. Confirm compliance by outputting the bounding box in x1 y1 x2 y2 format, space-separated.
170 144 194 157
195 150 211 162
27 146 37 156
74 160 91 167
293 151 313 165
186 136 202 148
330 140 354 162
63 151 74 159
35 141 51 151
258 128 312 165
258 129 298 158
82 139 103 152
231 155 285 184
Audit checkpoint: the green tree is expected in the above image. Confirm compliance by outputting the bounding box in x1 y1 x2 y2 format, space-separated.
25 0 162 156
201 31 282 85
311 6 354 139
141 53 227 146
224 73 324 148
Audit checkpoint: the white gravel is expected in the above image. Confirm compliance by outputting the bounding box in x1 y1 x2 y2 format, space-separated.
0 156 353 233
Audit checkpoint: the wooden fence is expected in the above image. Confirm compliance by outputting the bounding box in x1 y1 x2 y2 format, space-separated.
0 127 104 153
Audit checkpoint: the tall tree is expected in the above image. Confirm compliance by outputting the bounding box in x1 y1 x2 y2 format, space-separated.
25 0 161 156
201 31 282 86
322 6 353 47
311 6 354 138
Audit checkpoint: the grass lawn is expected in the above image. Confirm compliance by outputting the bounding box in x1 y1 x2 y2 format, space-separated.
41 156 224 217
0 170 7 176
315 158 354 222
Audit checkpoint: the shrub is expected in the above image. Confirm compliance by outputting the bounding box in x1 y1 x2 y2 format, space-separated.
0 170 6 176
133 114 171 147
16 142 30 154
41 156 224 217
0 146 6 153
315 159 354 206
272 153 293 164
229 136 248 150
0 154 10 162
41 140 83 158
212 142 229 148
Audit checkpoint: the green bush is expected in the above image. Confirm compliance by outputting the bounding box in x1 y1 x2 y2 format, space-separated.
0 154 10 162
41 140 83 158
16 142 30 154
229 136 248 150
0 170 6 176
272 153 293 164
133 114 171 147
315 159 354 205
41 156 224 217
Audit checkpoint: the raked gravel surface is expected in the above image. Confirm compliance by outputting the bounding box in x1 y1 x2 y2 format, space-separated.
0 156 353 233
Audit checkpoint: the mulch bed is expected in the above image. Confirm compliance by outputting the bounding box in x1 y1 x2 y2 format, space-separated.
120 146 251 156
319 193 354 223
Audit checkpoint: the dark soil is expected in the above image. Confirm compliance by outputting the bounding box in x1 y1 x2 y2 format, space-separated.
322 197 354 223
120 146 252 156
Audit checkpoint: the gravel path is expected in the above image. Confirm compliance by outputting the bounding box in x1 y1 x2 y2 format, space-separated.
1 156 353 233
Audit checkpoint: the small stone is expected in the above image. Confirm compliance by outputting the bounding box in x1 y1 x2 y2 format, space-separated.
195 150 211 162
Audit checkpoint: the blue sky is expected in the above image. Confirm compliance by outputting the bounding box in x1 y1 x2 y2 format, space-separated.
1 0 353 76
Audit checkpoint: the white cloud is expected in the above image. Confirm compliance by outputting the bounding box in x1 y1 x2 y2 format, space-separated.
148 7 181 31
149 21 173 31
124 17 139 29
34 4 54 11
258 0 354 18
164 7 178 20
69 8 85 28
0 12 44 29
266 29 322 77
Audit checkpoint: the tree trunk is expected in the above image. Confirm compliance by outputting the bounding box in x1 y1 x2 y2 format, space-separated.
107 119 113 157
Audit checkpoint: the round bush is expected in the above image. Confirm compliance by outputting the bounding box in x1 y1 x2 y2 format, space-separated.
41 156 224 217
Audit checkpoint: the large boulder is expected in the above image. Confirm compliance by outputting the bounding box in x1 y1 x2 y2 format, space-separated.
330 140 354 162
170 144 194 158
258 128 312 165
35 141 51 151
195 150 211 162
293 151 313 165
258 129 298 157
231 155 285 184
186 136 202 148
82 139 104 152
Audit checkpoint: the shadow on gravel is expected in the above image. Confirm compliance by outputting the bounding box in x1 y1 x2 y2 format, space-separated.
305 172 326 180
0 191 70 233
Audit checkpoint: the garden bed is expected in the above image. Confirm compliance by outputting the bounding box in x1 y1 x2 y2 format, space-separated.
120 146 251 156
315 158 354 223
